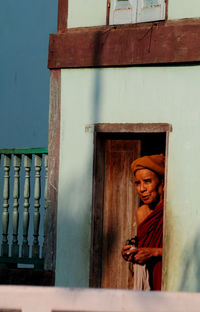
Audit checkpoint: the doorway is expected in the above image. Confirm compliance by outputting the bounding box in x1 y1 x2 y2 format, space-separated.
90 124 170 289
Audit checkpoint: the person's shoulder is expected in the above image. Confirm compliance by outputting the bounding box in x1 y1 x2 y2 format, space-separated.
136 204 150 226
137 204 149 214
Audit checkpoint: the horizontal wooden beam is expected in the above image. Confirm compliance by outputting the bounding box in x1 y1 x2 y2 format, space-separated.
48 18 200 68
94 123 172 133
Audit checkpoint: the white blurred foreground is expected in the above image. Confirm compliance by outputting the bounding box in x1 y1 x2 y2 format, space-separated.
0 286 199 312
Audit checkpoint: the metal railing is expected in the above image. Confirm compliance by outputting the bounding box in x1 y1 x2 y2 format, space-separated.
0 148 48 270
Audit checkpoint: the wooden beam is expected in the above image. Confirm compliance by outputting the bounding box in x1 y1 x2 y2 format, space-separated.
94 123 172 133
106 0 110 26
48 18 200 68
57 0 68 32
44 70 61 280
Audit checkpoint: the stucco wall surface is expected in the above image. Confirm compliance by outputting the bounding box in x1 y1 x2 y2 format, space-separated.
67 0 200 28
168 0 200 20
68 0 107 28
56 65 200 292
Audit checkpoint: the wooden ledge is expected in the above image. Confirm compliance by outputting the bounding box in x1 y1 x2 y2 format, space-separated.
94 123 172 133
48 18 200 69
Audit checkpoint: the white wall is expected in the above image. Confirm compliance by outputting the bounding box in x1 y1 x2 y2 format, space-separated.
56 65 200 292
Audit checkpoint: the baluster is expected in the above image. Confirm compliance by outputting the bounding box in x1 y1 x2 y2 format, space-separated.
32 154 42 258
1 154 11 257
22 154 32 258
42 154 48 258
11 154 21 257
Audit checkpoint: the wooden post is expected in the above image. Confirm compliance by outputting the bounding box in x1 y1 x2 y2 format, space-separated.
42 155 48 258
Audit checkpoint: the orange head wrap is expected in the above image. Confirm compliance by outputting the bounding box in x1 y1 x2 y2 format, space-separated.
131 154 165 177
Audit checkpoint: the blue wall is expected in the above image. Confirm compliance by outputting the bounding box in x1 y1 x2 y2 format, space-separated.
0 0 58 148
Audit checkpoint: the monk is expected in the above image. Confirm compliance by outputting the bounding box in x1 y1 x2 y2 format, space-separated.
121 154 165 291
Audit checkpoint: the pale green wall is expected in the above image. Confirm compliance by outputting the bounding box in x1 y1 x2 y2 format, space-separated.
68 0 107 28
56 65 200 292
67 0 200 28
168 0 200 20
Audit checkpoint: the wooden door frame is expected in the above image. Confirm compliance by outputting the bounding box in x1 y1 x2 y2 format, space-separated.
89 123 172 288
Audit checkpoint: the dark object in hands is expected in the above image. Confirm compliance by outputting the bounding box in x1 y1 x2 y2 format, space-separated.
126 236 138 247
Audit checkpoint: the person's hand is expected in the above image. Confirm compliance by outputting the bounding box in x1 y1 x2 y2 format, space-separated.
121 245 137 262
132 247 162 264
122 247 162 264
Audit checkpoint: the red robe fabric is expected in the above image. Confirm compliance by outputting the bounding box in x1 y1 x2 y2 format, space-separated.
137 201 163 290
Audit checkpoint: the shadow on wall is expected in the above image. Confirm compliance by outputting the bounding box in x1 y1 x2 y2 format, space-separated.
92 30 107 122
56 32 105 287
179 229 200 292
56 167 93 287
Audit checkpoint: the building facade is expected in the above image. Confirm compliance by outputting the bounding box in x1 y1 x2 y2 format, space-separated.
47 0 200 292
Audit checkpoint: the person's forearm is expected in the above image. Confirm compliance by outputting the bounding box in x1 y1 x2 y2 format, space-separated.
153 248 162 257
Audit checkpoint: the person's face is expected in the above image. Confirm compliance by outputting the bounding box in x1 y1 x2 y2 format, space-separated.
135 169 163 206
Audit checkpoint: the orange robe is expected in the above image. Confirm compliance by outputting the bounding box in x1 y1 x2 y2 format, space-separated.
137 201 163 290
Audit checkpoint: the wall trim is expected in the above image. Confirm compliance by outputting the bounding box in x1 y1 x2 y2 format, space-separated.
94 123 172 133
48 18 200 68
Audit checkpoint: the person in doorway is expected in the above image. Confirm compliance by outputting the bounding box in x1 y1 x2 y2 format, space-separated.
121 154 165 291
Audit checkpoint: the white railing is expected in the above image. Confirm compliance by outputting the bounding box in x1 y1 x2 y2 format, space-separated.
0 148 48 269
